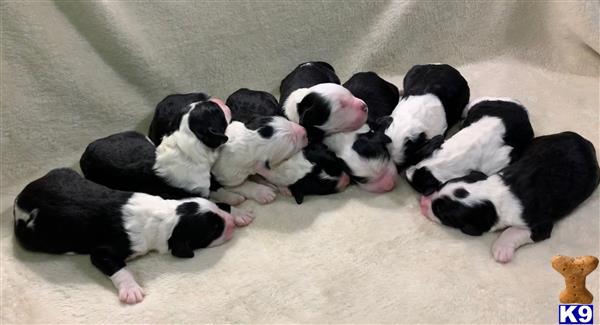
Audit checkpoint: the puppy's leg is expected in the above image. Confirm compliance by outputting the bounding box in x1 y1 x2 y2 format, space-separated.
210 188 246 205
216 203 255 227
91 246 145 304
491 227 534 263
227 181 277 204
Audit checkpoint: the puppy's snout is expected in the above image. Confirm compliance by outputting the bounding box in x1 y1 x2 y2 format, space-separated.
223 217 235 242
359 100 368 112
292 123 308 147
210 97 232 123
420 195 432 219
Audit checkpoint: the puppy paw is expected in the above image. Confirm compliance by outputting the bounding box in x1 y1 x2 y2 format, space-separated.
231 207 255 227
248 184 277 204
118 283 145 305
492 244 515 263
278 186 292 196
211 190 246 206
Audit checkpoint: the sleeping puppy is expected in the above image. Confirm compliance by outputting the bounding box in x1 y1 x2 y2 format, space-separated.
419 132 600 263
226 88 350 203
402 63 470 128
13 168 253 304
210 117 308 204
280 62 368 141
255 142 351 204
324 125 398 193
406 98 534 195
343 72 400 129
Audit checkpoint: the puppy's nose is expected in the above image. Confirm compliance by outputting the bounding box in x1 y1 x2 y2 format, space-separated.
420 195 432 218
292 123 308 147
360 101 368 112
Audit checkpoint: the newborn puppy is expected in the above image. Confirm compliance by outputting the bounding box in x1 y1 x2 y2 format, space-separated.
144 100 230 198
13 168 253 304
226 88 350 203
255 142 351 204
226 88 284 122
210 117 308 204
324 125 398 193
279 61 341 104
280 62 368 140
406 98 534 195
402 63 470 128
343 72 400 129
419 132 600 263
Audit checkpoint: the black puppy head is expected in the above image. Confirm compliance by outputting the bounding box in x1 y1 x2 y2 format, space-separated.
188 101 229 149
289 143 348 204
426 171 497 236
168 202 226 258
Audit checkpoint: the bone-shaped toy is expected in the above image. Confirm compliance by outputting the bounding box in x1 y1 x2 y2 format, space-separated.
551 255 599 304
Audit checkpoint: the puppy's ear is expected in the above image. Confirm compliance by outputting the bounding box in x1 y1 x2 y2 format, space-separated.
201 128 228 149
289 186 305 204
374 116 393 131
298 93 329 127
415 135 445 161
460 225 484 237
169 240 195 258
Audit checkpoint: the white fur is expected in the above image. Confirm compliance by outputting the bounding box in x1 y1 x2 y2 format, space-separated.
385 94 447 165
224 181 277 205
120 193 221 257
429 175 526 231
256 151 314 186
283 83 366 134
153 112 220 197
463 97 523 118
324 125 394 183
491 227 533 263
406 116 513 184
110 268 145 304
212 119 304 187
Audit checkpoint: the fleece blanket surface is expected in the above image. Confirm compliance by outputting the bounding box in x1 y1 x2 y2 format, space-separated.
1 1 598 323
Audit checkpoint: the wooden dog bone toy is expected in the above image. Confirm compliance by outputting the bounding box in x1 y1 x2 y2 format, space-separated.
551 255 599 304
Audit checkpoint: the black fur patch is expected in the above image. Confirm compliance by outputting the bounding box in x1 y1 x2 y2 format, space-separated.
352 130 391 160
148 92 211 145
407 167 441 196
431 196 498 236
279 61 340 104
245 116 275 139
226 88 283 124
453 188 469 198
343 71 400 129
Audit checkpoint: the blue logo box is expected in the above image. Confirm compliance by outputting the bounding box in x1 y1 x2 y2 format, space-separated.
559 305 594 324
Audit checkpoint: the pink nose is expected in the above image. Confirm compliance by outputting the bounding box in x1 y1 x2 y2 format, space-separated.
210 98 231 122
336 172 351 191
420 195 432 219
358 99 368 112
223 219 235 241
292 123 308 147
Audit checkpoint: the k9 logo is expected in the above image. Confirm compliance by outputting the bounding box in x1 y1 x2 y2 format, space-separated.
559 305 594 324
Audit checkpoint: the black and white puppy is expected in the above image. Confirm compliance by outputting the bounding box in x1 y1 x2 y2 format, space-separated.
142 97 231 199
210 117 308 204
280 62 368 141
402 63 470 128
324 125 398 193
381 64 470 168
226 88 350 204
419 132 600 263
343 72 400 129
406 98 534 195
14 168 253 304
